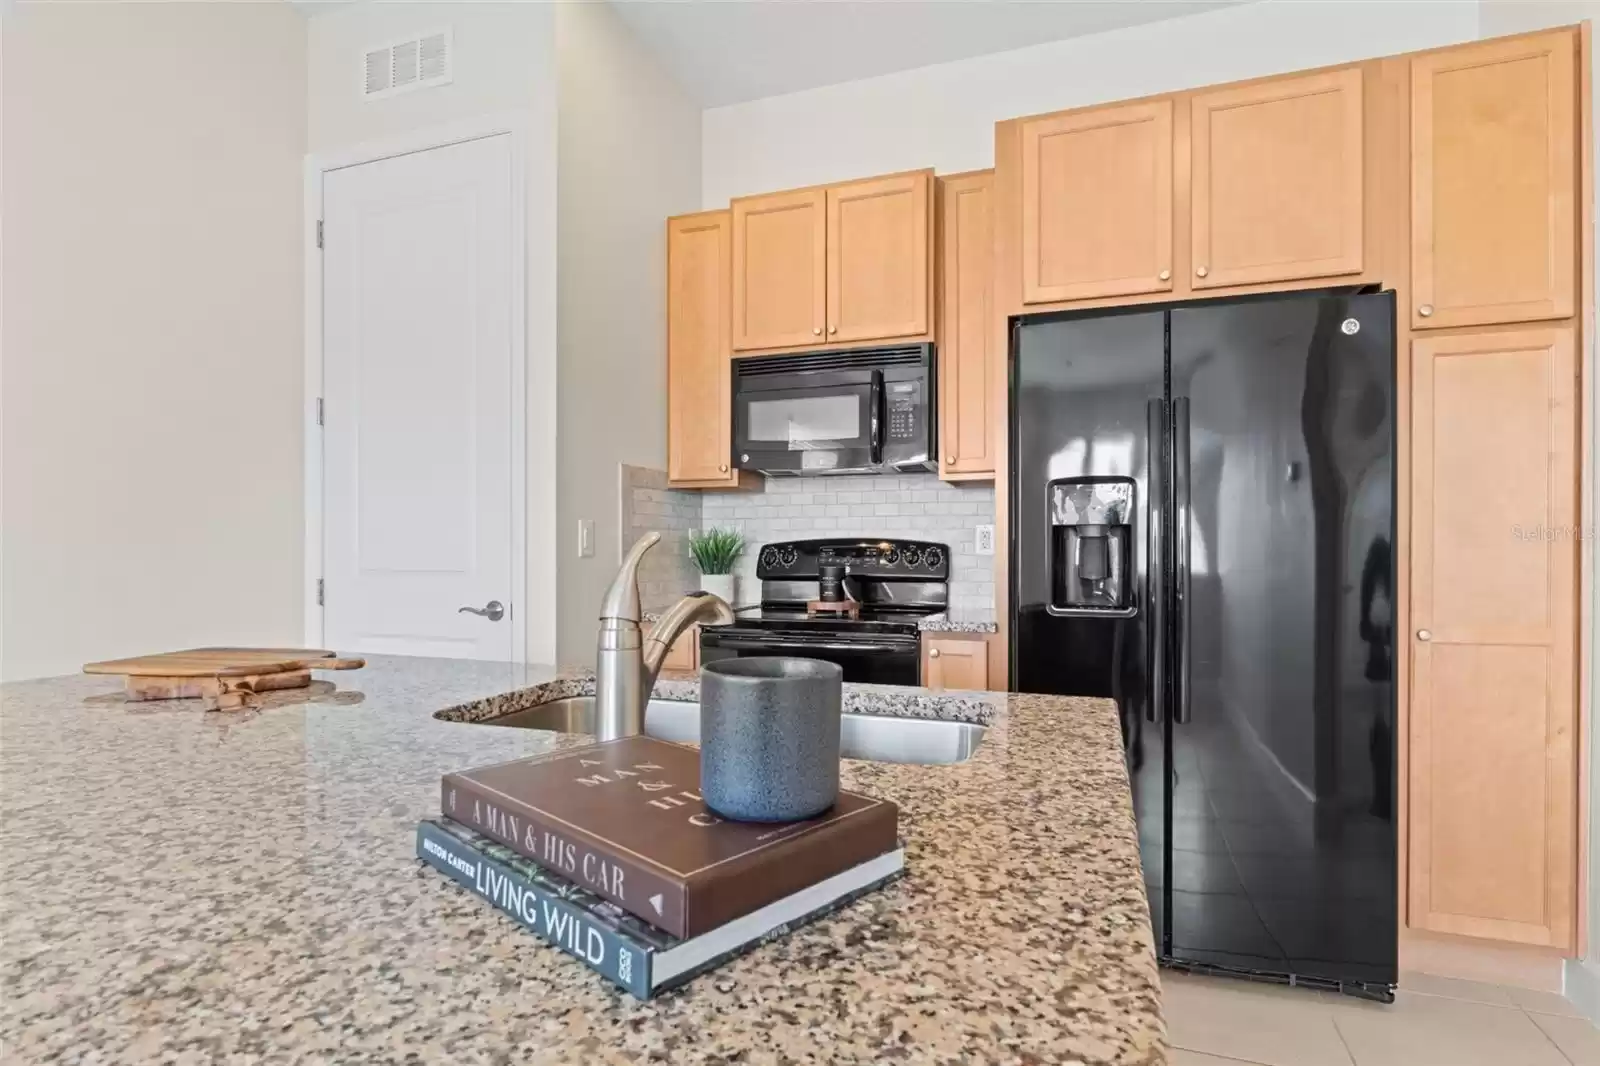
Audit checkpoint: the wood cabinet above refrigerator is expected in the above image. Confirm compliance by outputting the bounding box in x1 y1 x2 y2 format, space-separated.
1019 99 1175 304
1012 63 1383 313
1189 66 1366 289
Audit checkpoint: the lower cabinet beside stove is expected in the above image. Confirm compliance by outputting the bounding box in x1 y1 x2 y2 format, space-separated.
921 634 993 691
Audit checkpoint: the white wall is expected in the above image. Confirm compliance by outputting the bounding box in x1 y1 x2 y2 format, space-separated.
553 0 701 664
307 1 560 663
702 0 1481 206
1 1 307 680
1478 0 1600 1017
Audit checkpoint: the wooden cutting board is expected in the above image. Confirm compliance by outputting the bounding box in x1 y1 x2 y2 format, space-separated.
84 647 364 710
84 647 361 677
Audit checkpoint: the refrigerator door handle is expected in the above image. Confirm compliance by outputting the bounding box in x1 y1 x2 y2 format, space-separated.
1145 398 1166 723
1173 397 1192 725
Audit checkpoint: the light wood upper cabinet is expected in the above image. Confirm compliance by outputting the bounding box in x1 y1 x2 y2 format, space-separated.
666 212 746 489
731 188 827 351
1190 67 1365 289
1409 327 1578 950
826 171 933 344
937 171 995 480
1410 31 1577 330
922 634 991 691
1020 99 1174 304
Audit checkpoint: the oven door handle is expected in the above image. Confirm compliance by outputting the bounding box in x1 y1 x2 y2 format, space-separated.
705 636 915 655
868 370 884 465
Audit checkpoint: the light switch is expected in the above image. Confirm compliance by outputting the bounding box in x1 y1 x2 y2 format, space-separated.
578 519 595 558
976 525 995 556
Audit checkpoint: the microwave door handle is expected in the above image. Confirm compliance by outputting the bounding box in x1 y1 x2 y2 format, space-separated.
869 370 884 465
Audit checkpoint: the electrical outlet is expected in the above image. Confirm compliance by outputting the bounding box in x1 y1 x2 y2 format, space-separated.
975 524 995 556
578 519 595 558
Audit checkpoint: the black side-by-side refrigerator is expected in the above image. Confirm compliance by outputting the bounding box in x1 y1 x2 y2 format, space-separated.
1011 289 1397 1001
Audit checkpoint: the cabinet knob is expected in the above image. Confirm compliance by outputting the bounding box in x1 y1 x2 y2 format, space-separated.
946 455 956 464
1195 266 1209 278
1158 269 1171 281
828 326 838 335
1417 629 1432 642
812 327 822 336
1418 304 1434 318
929 648 941 658
718 464 728 473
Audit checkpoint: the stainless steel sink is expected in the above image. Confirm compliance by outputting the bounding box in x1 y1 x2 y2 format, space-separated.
481 696 986 766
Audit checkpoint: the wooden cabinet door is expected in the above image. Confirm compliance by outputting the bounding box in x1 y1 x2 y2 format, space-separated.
938 171 995 480
922 635 990 691
1020 99 1174 304
826 170 933 344
731 188 827 351
1409 327 1577 950
666 212 737 486
1190 67 1364 289
1410 31 1576 330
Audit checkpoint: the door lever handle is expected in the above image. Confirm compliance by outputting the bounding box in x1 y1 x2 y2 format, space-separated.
458 600 505 622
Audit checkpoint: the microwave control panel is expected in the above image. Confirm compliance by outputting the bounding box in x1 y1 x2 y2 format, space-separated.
886 381 922 441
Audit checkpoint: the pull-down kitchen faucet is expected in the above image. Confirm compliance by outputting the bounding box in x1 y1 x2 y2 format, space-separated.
594 532 734 742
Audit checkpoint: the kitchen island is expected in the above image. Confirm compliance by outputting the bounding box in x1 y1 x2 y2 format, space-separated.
0 656 1163 1065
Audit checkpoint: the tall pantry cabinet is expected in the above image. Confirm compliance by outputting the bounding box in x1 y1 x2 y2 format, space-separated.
1404 28 1585 954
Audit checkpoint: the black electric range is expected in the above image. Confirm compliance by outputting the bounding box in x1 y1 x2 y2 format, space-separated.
698 538 948 685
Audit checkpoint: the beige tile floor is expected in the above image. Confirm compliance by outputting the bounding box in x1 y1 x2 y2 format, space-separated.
1164 969 1600 1066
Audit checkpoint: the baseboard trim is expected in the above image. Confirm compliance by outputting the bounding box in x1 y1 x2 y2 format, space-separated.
1565 959 1600 1022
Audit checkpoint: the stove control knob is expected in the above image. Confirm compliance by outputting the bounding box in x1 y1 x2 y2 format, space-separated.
760 547 779 570
884 547 901 566
780 546 798 567
923 547 944 570
902 547 922 568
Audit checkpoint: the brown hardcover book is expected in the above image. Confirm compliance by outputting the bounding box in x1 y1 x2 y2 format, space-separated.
440 736 898 938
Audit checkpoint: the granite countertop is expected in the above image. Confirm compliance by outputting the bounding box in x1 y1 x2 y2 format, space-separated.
1 656 1162 1064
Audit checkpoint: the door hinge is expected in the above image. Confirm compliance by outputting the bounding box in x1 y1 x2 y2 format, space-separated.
316 220 324 249
316 578 324 607
316 397 324 426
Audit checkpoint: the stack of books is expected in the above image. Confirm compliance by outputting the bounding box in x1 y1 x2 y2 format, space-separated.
416 735 903 999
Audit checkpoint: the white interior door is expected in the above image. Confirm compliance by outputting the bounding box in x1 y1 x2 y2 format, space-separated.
322 134 518 661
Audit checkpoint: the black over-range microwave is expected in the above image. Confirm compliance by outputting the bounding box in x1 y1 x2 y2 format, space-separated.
731 344 936 476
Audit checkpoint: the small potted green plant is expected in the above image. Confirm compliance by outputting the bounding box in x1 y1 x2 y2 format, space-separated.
689 527 745 605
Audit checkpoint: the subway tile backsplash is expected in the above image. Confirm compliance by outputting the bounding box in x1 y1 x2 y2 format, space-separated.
700 473 997 617
619 464 704 612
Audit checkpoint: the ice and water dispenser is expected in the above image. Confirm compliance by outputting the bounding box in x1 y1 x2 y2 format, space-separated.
1048 478 1136 616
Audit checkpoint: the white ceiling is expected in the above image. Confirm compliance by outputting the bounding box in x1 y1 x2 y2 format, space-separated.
608 0 1253 107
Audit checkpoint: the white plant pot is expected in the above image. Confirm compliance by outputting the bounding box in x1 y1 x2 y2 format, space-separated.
700 573 737 605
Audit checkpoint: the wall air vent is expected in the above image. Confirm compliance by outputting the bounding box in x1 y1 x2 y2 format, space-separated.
362 28 453 100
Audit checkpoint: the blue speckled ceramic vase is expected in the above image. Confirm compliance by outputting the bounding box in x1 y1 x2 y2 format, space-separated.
699 657 842 823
